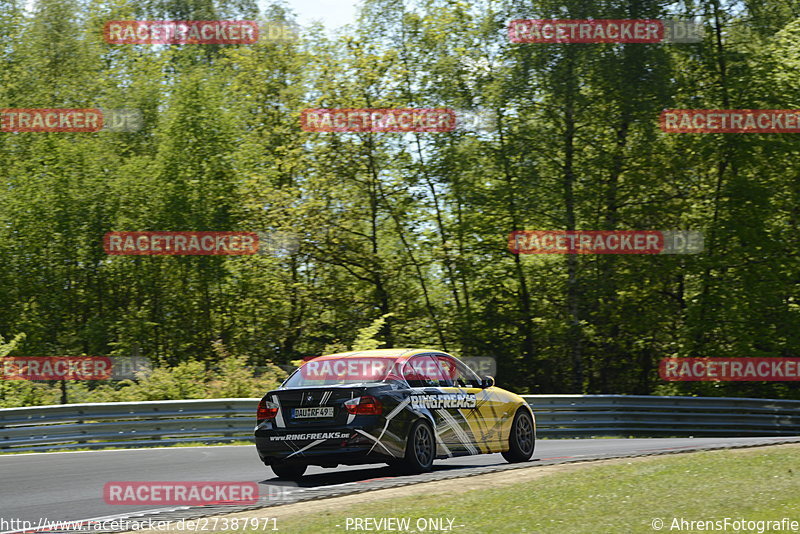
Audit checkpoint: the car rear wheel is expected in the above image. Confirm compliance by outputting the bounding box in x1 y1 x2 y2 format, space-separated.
271 462 307 480
501 408 535 463
397 419 435 474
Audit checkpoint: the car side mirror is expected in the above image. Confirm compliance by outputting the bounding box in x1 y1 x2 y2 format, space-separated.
480 376 495 388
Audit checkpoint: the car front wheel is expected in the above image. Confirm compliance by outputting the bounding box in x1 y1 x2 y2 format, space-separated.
501 408 535 463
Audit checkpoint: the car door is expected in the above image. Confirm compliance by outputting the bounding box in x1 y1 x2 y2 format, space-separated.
401 354 473 456
434 354 510 453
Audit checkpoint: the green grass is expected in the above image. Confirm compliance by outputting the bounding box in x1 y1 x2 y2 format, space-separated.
261 445 800 534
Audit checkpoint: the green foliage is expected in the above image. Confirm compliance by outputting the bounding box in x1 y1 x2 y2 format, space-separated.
109 360 209 401
0 380 61 408
0 334 59 407
0 342 286 407
352 314 394 351
0 333 25 358
204 340 287 398
1 0 798 406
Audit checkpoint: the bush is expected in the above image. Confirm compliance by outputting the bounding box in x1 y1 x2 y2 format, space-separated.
0 341 287 408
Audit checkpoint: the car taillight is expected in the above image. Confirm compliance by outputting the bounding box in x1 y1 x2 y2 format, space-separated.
343 395 382 415
257 399 279 422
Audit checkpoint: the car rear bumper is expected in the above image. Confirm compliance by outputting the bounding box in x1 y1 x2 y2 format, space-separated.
255 426 398 466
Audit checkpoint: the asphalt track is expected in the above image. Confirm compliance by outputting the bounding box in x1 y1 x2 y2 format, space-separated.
2 436 799 533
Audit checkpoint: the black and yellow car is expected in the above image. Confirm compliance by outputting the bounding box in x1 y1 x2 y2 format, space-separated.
254 348 535 479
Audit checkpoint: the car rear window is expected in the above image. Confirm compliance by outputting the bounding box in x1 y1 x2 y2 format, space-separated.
282 357 398 387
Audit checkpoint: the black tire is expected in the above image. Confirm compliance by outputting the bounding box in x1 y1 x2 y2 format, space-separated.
271 462 307 480
501 408 535 463
397 419 435 474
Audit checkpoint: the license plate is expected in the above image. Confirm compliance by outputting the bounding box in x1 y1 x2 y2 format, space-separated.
293 407 334 419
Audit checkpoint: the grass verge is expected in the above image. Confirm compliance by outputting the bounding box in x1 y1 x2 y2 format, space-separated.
212 443 800 534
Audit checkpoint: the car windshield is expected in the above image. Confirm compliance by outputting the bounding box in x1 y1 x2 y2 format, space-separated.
282 357 401 387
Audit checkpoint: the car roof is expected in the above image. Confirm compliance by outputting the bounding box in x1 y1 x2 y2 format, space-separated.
308 348 451 363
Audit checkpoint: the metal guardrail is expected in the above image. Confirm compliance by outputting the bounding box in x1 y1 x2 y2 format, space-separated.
0 398 257 452
0 395 798 453
524 394 800 438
